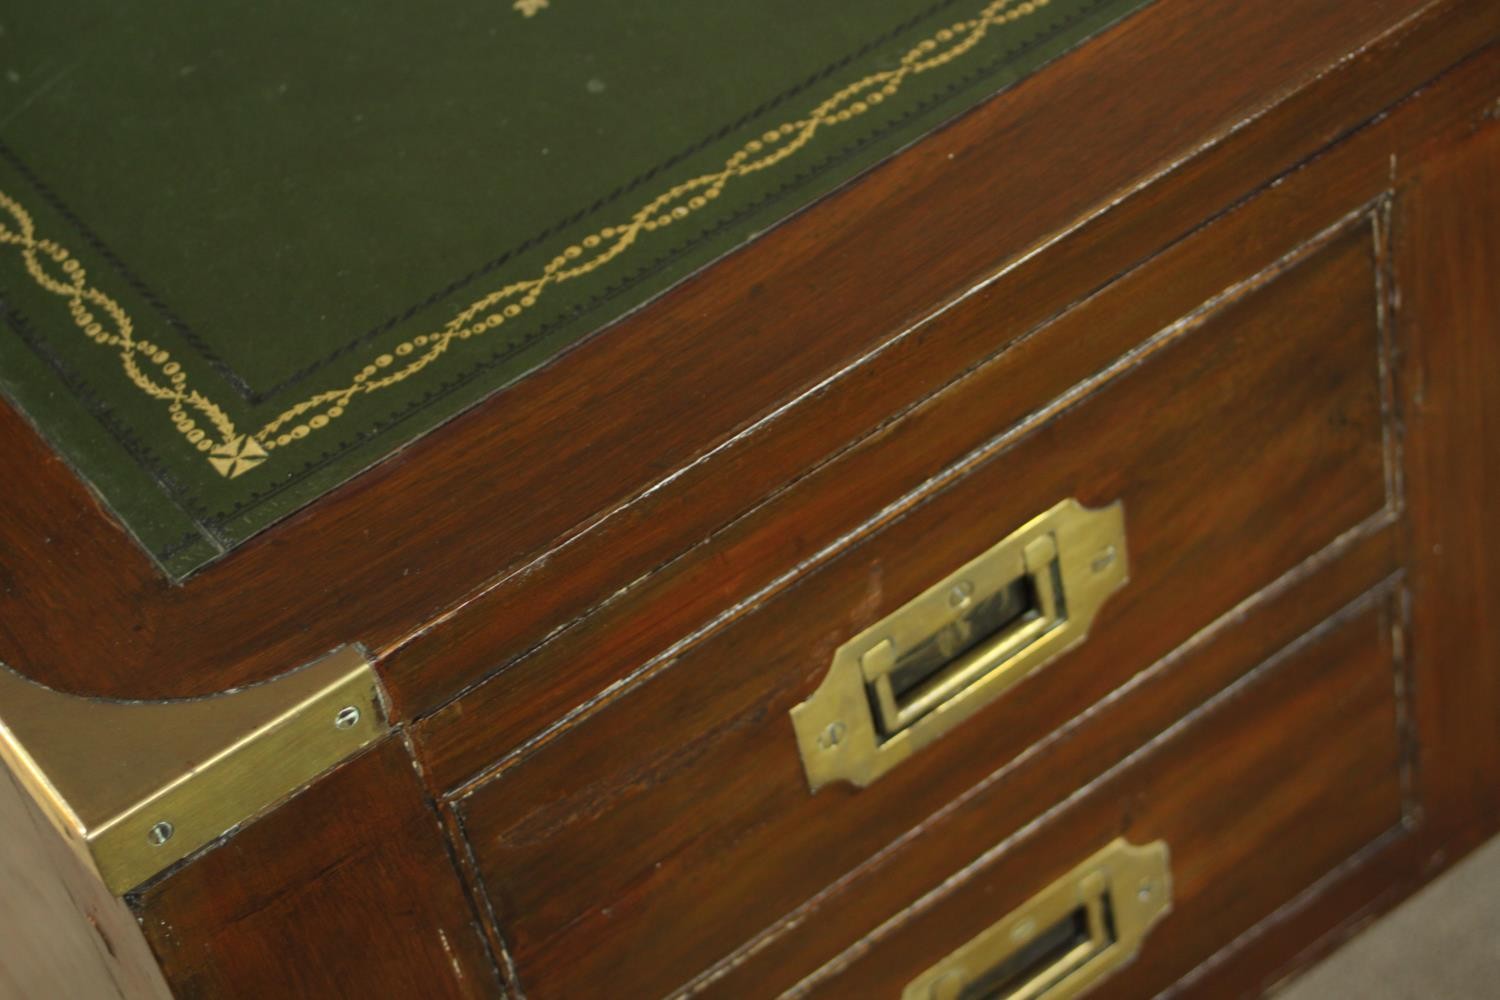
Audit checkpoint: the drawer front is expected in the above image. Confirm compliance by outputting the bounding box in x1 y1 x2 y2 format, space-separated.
797 592 1406 998
691 524 1402 996
450 209 1395 998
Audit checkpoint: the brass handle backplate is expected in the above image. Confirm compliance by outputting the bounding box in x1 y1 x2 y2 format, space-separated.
904 838 1171 1000
790 498 1127 791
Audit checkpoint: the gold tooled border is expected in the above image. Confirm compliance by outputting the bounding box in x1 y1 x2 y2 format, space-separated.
0 0 1048 479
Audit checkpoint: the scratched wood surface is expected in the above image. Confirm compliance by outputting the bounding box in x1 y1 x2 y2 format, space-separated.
0 0 1490 723
133 741 501 999
799 598 1408 997
447 205 1394 998
427 26 1500 1000
695 526 1406 997
2 2 1497 998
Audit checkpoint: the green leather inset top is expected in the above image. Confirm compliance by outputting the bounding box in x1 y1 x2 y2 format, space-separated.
0 0 1149 578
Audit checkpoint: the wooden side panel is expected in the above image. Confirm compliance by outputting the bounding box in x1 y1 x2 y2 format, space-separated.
1398 114 1500 843
454 218 1392 999
0 763 171 1000
134 740 502 1000
800 600 1406 998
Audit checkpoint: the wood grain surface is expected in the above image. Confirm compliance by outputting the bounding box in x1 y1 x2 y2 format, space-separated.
798 597 1406 997
132 740 501 999
0 0 1490 722
451 214 1393 998
1 4 1497 1000
414 87 1427 791
1396 114 1500 847
693 528 1405 998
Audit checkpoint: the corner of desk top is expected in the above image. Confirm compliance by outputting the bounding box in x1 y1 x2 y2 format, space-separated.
0 645 389 896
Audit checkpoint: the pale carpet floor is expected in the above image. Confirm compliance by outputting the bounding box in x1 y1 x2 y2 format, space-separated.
1277 834 1500 999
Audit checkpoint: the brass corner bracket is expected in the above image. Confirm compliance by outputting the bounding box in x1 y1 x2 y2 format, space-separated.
0 646 388 895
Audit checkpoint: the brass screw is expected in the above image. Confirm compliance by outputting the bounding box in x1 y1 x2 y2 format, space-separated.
948 580 974 608
819 721 847 750
147 821 174 847
334 705 361 729
1091 546 1117 574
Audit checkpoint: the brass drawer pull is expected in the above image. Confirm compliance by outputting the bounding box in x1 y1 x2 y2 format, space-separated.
904 838 1171 1000
791 499 1127 790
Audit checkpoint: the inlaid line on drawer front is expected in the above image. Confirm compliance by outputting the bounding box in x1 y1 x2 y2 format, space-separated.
431 198 1396 798
686 521 1404 998
792 588 1407 997
416 165 1406 799
451 211 1397 1000
370 0 1487 723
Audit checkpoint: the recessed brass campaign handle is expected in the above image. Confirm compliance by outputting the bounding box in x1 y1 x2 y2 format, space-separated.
904 838 1171 1000
791 499 1127 791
